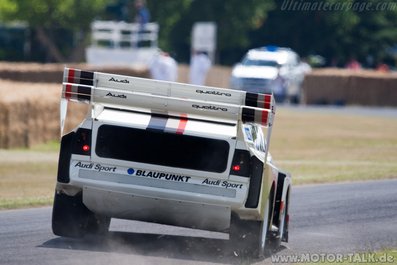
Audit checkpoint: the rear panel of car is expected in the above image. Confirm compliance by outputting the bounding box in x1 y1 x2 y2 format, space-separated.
65 110 252 209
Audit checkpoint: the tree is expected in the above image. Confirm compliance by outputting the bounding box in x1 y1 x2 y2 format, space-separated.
251 0 397 67
0 0 108 62
2 0 396 67
350 0 397 67
147 0 192 54
185 0 275 64
147 0 275 64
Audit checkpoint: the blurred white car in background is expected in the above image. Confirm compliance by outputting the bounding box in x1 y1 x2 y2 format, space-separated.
230 46 310 103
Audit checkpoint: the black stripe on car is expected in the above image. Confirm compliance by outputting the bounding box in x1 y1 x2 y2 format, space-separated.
79 71 94 86
242 107 255 123
77 86 91 102
245 92 258 108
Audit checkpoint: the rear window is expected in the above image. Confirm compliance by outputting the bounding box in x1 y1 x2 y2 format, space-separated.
96 125 230 173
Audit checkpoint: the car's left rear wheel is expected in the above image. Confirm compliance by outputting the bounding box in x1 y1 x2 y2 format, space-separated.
52 191 110 238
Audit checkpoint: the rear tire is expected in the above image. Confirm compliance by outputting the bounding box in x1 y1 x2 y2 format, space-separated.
87 214 111 235
52 191 110 238
280 192 289 243
230 216 262 257
230 198 271 258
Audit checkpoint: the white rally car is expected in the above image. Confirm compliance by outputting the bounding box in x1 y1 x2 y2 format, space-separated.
52 68 291 257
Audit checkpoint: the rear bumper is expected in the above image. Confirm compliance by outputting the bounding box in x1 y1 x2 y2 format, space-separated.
65 159 249 207
59 159 253 229
82 186 231 232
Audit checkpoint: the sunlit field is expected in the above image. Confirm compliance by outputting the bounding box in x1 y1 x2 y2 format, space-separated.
271 108 397 184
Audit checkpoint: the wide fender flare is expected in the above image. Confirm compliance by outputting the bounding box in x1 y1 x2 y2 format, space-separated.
278 172 291 223
258 163 278 219
281 172 292 205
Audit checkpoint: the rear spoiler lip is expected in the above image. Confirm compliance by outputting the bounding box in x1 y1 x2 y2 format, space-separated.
63 68 275 111
60 67 276 134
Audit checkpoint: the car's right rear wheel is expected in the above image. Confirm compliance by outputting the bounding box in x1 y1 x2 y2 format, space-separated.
230 216 262 258
258 197 271 257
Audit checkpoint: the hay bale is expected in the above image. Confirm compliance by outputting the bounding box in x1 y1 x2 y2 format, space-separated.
0 63 150 149
302 68 397 106
0 61 231 87
0 102 9 148
302 71 350 104
349 75 397 106
0 62 150 83
0 80 87 149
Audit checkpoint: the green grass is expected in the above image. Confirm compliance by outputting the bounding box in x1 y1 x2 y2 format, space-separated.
12 140 60 152
0 143 58 209
29 140 60 152
0 196 53 210
0 108 396 209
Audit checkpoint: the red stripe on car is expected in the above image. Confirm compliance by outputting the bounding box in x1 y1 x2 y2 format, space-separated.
261 111 268 125
65 84 72 100
176 115 188 134
68 68 75 83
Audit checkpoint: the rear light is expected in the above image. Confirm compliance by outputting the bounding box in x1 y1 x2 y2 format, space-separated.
72 128 92 155
230 150 250 177
232 165 241 171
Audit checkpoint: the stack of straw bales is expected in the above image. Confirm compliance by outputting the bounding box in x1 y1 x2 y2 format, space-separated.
0 64 149 149
302 69 397 106
0 80 88 148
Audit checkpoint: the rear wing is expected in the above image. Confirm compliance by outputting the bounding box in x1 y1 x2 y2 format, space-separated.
60 68 276 134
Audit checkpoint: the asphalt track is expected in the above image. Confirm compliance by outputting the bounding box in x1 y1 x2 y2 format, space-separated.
1 179 396 265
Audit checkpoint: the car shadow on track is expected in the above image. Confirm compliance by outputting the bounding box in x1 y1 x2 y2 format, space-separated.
40 231 287 264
